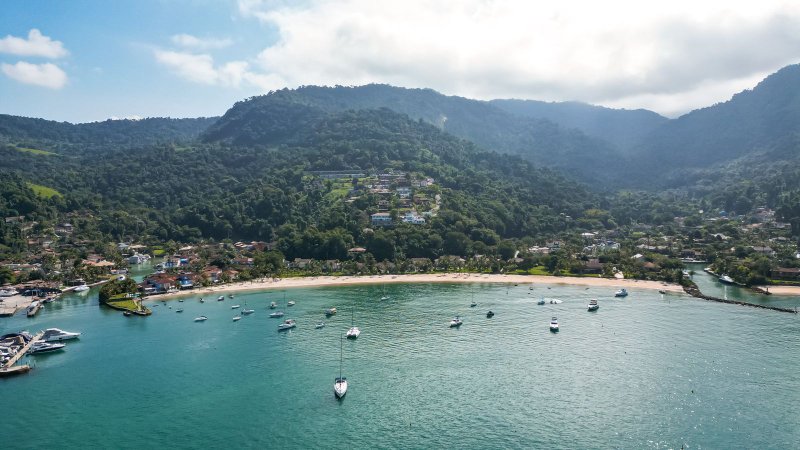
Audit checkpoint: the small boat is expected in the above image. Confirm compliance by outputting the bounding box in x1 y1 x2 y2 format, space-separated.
719 274 735 284
486 310 494 318
232 316 241 322
28 341 66 354
269 311 285 318
334 335 348 399
269 302 277 309
470 301 477 307
278 319 296 331
178 299 184 303
548 299 562 304
176 309 184 313
316 322 325 329
449 316 463 327
200 298 205 303
380 285 389 301
242 309 255 315
231 304 241 309
658 289 667 295
229 294 234 299
73 284 90 292
217 296 224 301
42 328 81 342
287 301 295 307
194 316 208 322
325 307 337 316
549 317 559 332
123 311 132 317
537 298 546 305
587 299 599 311
614 288 628 297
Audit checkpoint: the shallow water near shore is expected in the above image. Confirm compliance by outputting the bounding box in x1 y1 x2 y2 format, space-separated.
2 282 799 449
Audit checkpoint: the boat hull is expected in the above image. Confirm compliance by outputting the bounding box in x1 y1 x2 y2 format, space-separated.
334 378 348 398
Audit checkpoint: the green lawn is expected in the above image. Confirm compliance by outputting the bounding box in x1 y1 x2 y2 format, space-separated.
26 182 63 199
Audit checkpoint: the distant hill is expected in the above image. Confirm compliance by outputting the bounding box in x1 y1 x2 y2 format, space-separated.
203 84 622 182
0 115 217 151
627 64 800 183
490 99 667 151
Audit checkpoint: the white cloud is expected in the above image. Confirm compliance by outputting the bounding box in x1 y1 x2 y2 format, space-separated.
237 0 800 115
1 62 68 89
0 29 68 58
154 49 281 90
171 34 233 50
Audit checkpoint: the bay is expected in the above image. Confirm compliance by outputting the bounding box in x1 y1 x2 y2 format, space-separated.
2 282 799 449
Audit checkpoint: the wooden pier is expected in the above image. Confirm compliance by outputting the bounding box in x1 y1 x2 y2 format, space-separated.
1 331 44 370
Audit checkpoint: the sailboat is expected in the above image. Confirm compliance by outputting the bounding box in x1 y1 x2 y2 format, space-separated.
380 284 389 301
334 335 348 399
241 297 255 315
346 305 360 339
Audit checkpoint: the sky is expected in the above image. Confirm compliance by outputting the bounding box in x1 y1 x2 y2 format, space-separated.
1 0 799 123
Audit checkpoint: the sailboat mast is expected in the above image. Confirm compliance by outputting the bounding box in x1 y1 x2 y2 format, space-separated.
339 334 343 378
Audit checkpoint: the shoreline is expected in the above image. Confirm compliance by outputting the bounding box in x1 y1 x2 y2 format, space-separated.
756 285 800 296
147 273 684 301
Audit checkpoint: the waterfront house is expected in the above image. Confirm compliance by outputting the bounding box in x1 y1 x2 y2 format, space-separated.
142 273 176 293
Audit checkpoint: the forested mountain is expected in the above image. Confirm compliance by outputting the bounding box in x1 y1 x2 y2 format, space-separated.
489 99 667 151
626 64 800 183
203 85 622 181
1 107 600 259
0 115 217 152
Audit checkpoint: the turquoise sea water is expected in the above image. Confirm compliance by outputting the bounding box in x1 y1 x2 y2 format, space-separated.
2 281 799 449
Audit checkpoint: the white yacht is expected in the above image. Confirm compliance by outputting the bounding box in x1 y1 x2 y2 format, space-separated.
278 319 296 331
217 296 225 301
614 288 628 297
73 284 90 292
28 341 66 354
42 328 81 342
334 335 348 399
241 309 255 315
287 300 295 307
269 311 285 318
549 317 559 332
231 304 241 309
719 274 735 284
587 299 599 311
449 316 463 327
194 316 208 322
232 316 241 322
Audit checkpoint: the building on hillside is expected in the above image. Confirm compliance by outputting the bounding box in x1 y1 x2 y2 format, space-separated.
771 267 800 280
371 212 393 226
402 211 426 224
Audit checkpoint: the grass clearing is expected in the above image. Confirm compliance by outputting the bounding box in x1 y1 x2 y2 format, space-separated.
27 182 63 199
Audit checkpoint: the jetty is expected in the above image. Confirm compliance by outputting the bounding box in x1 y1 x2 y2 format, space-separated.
0 330 44 376
683 283 797 314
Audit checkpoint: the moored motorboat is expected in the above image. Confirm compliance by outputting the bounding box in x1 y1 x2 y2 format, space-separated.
278 319 296 331
231 304 241 309
194 316 208 322
217 296 224 301
334 335 348 399
549 317 559 332
269 301 278 309
470 301 477 307
232 316 241 322
42 328 81 342
325 307 337 316
287 300 295 306
28 341 66 354
316 322 325 329
587 299 599 311
269 311 285 318
242 309 255 315
486 310 494 318
176 309 184 313
346 326 361 338
449 316 463 327
614 288 628 297
719 274 735 284
537 298 546 305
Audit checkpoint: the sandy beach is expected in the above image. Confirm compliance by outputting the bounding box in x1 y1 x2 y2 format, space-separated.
150 273 684 301
756 285 800 296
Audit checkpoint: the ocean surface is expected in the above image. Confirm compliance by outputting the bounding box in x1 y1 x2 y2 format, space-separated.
2 278 799 449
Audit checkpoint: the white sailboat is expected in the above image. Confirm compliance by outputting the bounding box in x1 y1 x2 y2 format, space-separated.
380 284 389 301
334 335 348 399
346 305 360 339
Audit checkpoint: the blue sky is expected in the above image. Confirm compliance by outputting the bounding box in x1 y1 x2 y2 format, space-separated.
2 1 799 122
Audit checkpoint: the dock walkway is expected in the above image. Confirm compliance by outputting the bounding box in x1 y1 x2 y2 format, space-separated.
2 331 44 369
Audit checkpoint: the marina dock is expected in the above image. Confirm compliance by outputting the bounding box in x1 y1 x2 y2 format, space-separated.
0 330 43 376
